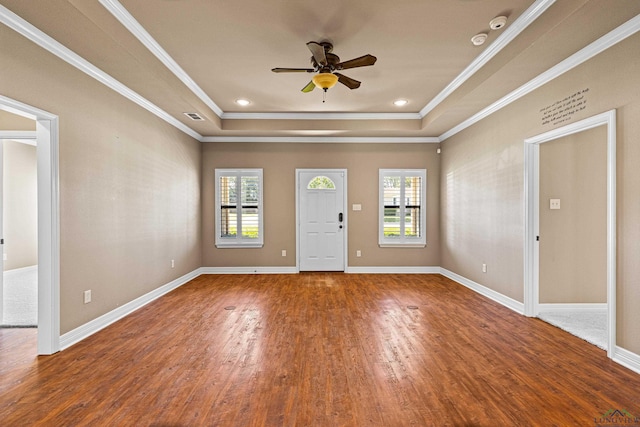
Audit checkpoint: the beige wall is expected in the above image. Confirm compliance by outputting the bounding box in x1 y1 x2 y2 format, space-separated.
539 126 607 303
2 140 38 270
0 24 202 334
202 143 440 268
441 32 640 353
0 110 36 131
2 1 639 357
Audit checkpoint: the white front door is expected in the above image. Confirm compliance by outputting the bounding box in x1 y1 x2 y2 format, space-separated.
298 170 346 271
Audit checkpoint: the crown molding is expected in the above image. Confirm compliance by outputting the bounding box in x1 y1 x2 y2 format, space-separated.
439 13 640 141
99 0 553 124
201 136 440 143
0 4 202 141
220 112 422 120
0 130 37 140
419 0 556 118
4 2 637 145
99 0 224 118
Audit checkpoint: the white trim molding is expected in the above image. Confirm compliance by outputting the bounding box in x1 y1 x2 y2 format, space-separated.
1 95 61 355
98 0 223 118
420 0 556 118
440 14 640 141
537 303 607 312
60 269 201 350
440 268 525 314
3 1 639 144
0 130 37 140
612 346 640 375
201 136 440 144
0 4 202 141
199 267 298 274
346 266 440 274
221 112 422 120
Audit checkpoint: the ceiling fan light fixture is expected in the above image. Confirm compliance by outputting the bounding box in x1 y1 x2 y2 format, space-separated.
312 73 339 91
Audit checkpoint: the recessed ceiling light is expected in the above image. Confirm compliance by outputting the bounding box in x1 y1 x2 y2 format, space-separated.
235 99 251 106
393 99 408 107
471 33 488 46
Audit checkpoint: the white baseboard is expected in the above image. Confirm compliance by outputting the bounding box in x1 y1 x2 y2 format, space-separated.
439 268 525 314
346 266 440 274
612 346 640 375
538 303 607 313
199 266 298 274
60 268 201 350
3 264 37 278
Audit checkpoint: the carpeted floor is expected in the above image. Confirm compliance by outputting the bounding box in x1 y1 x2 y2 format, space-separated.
2 266 37 328
538 309 607 350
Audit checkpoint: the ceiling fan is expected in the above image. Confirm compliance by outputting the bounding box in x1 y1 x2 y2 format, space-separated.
272 41 377 98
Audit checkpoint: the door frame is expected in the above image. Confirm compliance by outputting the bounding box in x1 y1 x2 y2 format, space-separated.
0 95 60 355
524 109 616 357
295 169 348 272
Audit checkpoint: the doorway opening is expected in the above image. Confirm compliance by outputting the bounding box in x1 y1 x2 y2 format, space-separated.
524 110 616 357
1 134 38 329
0 95 60 355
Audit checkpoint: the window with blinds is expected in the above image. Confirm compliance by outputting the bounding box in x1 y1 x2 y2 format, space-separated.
379 169 426 247
215 169 263 248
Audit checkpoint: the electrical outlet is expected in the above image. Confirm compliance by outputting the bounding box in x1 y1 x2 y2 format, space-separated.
550 198 561 210
356 250 362 257
171 259 175 268
282 250 287 257
482 263 487 273
84 290 92 304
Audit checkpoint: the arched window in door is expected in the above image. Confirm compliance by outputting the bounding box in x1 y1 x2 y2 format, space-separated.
307 176 336 189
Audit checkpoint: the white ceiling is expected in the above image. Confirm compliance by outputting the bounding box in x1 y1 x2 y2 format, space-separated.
2 0 640 139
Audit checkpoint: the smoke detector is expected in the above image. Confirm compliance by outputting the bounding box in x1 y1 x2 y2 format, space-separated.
490 16 508 30
471 33 488 46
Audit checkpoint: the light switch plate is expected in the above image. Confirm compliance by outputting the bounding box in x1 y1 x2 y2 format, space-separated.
352 204 362 211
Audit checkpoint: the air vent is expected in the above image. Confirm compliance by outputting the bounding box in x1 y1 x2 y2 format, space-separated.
183 112 205 121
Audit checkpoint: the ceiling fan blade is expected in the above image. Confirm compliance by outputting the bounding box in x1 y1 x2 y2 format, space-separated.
336 54 377 70
301 81 316 93
272 67 315 73
306 41 327 67
334 73 361 90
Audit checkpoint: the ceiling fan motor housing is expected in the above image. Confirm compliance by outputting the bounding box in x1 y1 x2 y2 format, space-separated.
311 53 340 72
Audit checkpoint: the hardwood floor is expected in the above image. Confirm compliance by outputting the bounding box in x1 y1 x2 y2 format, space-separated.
1 274 639 426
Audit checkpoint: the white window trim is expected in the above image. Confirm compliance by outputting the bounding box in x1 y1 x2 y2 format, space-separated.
215 168 264 248
379 169 427 247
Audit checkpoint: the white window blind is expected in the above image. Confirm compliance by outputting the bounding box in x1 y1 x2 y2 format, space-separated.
215 169 263 248
379 169 426 247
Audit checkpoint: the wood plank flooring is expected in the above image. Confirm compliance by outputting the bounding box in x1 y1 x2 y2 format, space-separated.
1 273 639 426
